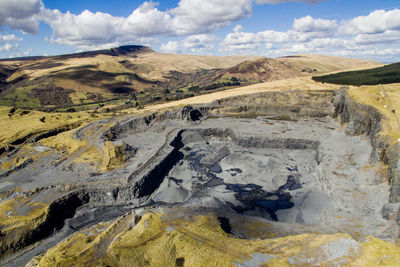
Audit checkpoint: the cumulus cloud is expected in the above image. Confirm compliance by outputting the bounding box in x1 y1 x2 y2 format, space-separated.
0 42 20 53
170 0 252 35
0 0 43 34
267 38 348 56
255 0 324 4
339 9 400 35
334 9 400 60
293 15 336 33
161 34 218 54
354 30 400 45
41 2 168 50
121 2 173 36
0 0 338 54
0 0 399 61
221 15 336 53
0 34 22 42
42 9 126 47
220 10 400 61
4 47 32 58
41 0 252 50
221 24 347 56
221 25 289 52
289 16 337 42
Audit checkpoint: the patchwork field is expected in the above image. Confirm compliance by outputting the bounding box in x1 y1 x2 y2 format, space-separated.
1 48 400 266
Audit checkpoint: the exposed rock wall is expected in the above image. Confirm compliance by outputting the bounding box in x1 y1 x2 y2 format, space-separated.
0 191 89 259
209 90 336 119
103 89 400 203
333 90 400 203
3 88 400 263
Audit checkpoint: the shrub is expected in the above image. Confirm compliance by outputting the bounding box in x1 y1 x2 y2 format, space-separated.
188 85 200 92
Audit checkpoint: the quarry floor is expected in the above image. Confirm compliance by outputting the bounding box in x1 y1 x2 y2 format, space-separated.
123 116 397 238
1 114 400 266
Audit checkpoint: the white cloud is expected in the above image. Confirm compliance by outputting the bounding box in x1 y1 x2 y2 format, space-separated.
256 0 324 4
287 16 337 42
170 0 252 35
0 34 22 42
220 15 336 52
0 0 43 34
220 10 400 61
267 38 348 56
41 2 167 50
221 25 289 52
220 8 400 61
339 9 400 35
41 0 254 50
42 9 126 47
0 43 16 52
336 47 400 61
354 30 400 45
122 2 173 36
161 34 218 54
293 15 336 33
6 48 33 58
0 1 398 61
23 48 32 56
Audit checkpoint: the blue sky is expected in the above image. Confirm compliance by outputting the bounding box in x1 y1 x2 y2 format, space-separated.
0 0 400 62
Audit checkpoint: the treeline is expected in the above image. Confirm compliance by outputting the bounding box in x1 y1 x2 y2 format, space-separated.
312 62 400 86
188 77 241 92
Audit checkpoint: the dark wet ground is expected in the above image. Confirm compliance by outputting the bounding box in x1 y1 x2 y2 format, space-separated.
161 142 303 221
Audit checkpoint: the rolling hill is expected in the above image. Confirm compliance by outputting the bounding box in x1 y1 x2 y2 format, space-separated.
312 62 400 86
0 46 381 112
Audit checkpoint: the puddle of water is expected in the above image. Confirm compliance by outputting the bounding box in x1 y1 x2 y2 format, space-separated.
159 138 304 221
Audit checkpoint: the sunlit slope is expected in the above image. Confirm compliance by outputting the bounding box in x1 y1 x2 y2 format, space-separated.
30 212 400 267
278 54 381 74
312 62 400 85
0 47 381 111
0 47 260 110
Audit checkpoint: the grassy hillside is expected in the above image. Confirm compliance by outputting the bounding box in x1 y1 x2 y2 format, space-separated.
278 54 380 74
0 47 381 113
312 62 400 86
0 46 260 112
30 212 400 266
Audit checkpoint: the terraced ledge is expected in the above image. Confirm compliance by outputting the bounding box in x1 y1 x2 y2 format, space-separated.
1 89 400 265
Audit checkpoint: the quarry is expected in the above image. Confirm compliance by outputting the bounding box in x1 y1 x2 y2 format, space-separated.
0 0 399 264
1 88 400 266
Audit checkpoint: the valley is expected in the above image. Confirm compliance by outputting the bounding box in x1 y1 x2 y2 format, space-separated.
0 47 399 266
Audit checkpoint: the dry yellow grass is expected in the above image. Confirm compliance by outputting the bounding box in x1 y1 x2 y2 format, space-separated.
348 83 400 141
277 54 382 73
23 53 258 81
0 107 102 149
123 76 340 114
128 52 261 80
38 127 105 170
31 212 400 267
19 52 380 84
0 195 48 232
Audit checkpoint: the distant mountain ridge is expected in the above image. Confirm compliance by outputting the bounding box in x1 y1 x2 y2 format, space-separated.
0 45 153 62
0 45 381 112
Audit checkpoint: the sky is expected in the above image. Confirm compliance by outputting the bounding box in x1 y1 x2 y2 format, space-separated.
0 0 400 62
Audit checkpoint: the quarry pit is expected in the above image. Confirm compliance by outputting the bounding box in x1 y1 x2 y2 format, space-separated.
1 89 400 266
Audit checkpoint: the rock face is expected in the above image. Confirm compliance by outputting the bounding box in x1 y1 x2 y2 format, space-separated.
101 141 136 171
333 90 400 203
1 89 400 265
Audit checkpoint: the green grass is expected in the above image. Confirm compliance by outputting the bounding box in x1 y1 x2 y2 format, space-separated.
2 86 41 108
312 62 400 86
